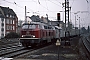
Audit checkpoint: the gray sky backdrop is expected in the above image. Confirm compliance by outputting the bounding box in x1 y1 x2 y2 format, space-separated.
0 0 90 28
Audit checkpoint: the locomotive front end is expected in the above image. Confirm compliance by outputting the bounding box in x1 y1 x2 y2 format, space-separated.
19 23 40 47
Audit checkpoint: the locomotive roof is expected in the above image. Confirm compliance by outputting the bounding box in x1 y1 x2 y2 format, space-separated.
22 22 56 30
23 22 48 26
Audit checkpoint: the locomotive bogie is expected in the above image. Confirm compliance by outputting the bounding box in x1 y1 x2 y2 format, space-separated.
20 38 40 47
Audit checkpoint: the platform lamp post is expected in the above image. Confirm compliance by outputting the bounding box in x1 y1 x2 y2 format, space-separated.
74 13 77 35
74 11 80 35
74 11 88 35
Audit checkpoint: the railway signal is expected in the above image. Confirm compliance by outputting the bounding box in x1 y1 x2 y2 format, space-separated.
57 13 60 21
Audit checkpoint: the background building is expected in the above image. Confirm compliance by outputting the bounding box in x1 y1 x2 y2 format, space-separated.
0 6 18 38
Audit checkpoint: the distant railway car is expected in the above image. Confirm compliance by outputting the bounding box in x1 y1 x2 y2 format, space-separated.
54 26 60 39
54 26 64 39
19 22 56 47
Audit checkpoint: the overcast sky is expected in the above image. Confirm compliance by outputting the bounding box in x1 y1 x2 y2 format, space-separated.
0 0 90 28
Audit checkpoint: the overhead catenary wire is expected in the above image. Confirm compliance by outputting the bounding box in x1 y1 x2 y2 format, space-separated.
30 0 50 14
2 0 24 9
48 0 62 7
85 0 90 23
37 0 62 15
3 0 39 14
55 0 62 4
86 0 89 3
1 0 62 14
1 0 42 18
2 0 14 4
45 0 48 11
37 0 50 11
38 0 40 4
0 0 70 20
70 0 75 7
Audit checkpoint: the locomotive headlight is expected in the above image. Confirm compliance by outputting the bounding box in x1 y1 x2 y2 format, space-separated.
33 35 35 38
22 35 24 37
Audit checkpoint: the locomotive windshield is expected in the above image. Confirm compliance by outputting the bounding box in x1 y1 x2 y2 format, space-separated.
22 24 37 29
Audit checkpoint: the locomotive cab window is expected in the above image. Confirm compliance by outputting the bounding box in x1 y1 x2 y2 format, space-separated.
22 25 28 29
29 25 36 29
22 24 37 29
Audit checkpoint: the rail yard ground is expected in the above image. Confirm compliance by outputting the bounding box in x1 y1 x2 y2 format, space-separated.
0 36 88 60
0 38 20 46
13 36 81 60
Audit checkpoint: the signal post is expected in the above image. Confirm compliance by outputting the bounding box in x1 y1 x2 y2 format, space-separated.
56 13 61 60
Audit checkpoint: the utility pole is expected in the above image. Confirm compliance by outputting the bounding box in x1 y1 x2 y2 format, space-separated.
67 0 70 31
65 0 70 32
74 13 77 34
25 6 27 23
79 17 80 36
64 0 71 46
65 0 66 32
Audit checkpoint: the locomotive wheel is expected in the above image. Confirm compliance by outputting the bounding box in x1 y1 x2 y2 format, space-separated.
31 44 37 48
40 41 43 45
24 44 28 48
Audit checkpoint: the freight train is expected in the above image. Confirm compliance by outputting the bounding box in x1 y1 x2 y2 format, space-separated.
19 22 61 47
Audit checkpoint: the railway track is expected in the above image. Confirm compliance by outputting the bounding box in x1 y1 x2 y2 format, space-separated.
0 36 80 59
79 34 90 60
82 36 90 60
0 39 29 58
0 43 27 57
14 43 53 59
0 40 52 59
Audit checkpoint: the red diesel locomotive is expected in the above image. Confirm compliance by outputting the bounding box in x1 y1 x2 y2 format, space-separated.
19 22 57 47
